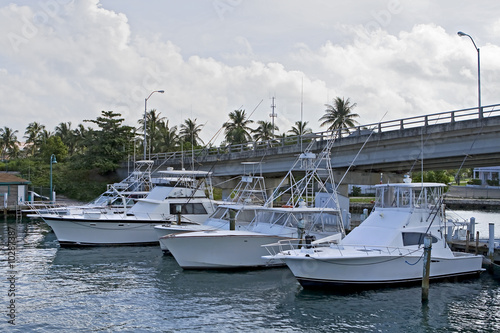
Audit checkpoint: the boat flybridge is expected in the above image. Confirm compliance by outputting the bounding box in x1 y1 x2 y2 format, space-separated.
37 168 216 246
26 160 155 217
163 133 346 269
263 177 484 289
155 170 269 253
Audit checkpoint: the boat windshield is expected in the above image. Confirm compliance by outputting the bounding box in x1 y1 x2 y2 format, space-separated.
236 209 257 222
208 207 257 223
376 185 442 209
210 207 228 220
254 209 342 233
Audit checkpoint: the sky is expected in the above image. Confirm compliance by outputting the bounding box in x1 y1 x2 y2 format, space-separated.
1 0 499 145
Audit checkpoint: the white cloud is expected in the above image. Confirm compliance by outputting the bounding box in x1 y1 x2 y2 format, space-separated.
0 0 499 146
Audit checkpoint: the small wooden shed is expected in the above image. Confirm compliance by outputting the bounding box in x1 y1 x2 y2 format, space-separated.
0 172 30 210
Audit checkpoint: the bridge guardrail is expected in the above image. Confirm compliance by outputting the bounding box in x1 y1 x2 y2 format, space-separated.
141 104 500 164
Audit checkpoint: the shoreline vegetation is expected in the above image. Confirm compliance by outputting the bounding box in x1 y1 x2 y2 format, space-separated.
0 107 496 206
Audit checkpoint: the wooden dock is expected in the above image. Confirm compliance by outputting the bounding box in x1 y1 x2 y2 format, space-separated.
448 239 500 263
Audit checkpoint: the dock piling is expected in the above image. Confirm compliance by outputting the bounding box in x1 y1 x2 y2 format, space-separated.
489 223 495 261
469 217 475 241
475 231 479 255
465 230 470 253
422 235 432 303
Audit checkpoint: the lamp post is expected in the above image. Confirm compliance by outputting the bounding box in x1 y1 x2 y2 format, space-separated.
143 90 165 160
50 154 57 203
457 31 482 118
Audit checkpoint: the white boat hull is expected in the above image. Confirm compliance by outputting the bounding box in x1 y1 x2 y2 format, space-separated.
165 230 289 269
44 216 162 246
155 224 216 253
281 251 484 288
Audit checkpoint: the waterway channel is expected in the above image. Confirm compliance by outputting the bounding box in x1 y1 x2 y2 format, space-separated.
1 212 499 332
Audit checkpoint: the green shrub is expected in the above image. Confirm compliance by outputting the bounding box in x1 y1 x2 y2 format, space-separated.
467 178 482 185
351 186 362 197
486 179 499 186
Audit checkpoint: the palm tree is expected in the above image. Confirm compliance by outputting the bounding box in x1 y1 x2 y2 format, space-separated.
319 97 359 135
180 118 204 147
24 122 46 156
138 109 167 154
55 122 76 155
0 127 19 160
223 109 254 144
73 124 90 154
288 121 312 136
39 129 53 145
252 120 278 142
157 120 179 152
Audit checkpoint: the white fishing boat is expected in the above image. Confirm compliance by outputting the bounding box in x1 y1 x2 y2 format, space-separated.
163 135 346 269
164 204 345 269
27 160 155 216
155 173 268 253
37 169 216 246
263 177 484 289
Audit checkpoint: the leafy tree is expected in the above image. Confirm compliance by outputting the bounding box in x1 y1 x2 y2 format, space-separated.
180 118 204 147
412 170 452 185
252 120 278 142
38 135 68 162
319 97 359 135
83 111 134 174
223 109 254 144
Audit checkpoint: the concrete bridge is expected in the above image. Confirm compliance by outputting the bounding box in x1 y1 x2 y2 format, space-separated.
123 104 500 188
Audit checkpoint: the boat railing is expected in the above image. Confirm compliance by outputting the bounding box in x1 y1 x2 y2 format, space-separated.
263 239 423 258
79 210 202 223
325 244 421 257
444 212 475 241
144 103 500 163
23 202 72 216
262 238 304 256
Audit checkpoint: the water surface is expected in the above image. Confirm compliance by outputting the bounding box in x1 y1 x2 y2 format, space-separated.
1 217 499 332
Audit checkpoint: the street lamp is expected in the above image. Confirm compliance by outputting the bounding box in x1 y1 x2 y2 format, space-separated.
457 31 482 118
144 90 165 160
50 154 57 203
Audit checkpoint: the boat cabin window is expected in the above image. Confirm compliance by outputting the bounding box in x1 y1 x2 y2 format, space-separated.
169 203 207 215
402 232 438 246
